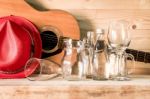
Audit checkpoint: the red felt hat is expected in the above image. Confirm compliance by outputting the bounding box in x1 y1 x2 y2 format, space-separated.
0 16 42 78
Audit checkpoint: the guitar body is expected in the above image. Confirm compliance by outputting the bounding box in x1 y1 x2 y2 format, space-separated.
0 0 80 64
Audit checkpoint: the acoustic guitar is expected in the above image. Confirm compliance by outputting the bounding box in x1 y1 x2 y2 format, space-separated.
126 49 150 63
0 0 80 65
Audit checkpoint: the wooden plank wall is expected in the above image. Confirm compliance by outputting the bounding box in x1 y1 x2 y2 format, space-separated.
29 0 150 74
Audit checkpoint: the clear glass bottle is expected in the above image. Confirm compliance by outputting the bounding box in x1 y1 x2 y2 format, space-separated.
82 31 94 78
61 38 86 80
92 29 108 80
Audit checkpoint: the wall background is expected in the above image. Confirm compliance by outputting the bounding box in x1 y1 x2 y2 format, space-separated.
28 0 150 74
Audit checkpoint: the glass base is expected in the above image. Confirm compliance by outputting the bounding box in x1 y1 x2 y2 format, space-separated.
92 76 108 81
86 75 92 79
64 75 86 81
113 76 131 81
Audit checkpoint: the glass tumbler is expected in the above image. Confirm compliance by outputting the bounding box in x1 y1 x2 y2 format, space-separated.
107 51 135 81
24 58 61 81
61 38 86 81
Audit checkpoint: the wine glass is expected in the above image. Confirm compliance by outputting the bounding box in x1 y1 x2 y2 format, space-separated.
108 20 131 52
108 20 134 81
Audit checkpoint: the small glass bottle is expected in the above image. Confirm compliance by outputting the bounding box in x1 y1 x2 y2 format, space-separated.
82 31 94 78
61 38 86 80
92 29 108 80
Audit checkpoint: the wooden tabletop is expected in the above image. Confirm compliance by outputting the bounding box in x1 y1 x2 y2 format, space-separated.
0 75 150 99
0 75 150 86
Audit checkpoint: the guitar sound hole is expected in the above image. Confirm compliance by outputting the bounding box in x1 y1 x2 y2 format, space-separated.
41 31 58 51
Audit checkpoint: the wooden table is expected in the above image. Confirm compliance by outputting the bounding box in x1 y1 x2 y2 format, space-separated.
0 75 150 99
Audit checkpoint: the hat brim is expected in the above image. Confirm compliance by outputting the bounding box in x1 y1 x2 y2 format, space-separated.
0 63 38 78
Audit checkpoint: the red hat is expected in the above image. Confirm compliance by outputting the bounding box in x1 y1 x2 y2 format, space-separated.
0 16 42 78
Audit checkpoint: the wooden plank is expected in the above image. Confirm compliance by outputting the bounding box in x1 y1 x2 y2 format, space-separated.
67 10 150 31
26 0 150 9
0 76 150 99
66 9 97 20
90 10 150 29
132 68 150 75
129 30 150 51
130 39 150 50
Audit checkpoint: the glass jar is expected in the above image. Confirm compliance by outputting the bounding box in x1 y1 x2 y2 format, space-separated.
61 38 86 80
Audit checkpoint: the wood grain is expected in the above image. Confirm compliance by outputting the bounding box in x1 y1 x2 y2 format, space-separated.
26 0 150 9
0 76 150 99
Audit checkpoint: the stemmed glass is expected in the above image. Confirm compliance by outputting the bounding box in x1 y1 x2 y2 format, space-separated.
108 20 134 81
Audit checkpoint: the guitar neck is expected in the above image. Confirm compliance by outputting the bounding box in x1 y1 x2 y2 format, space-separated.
126 49 150 63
